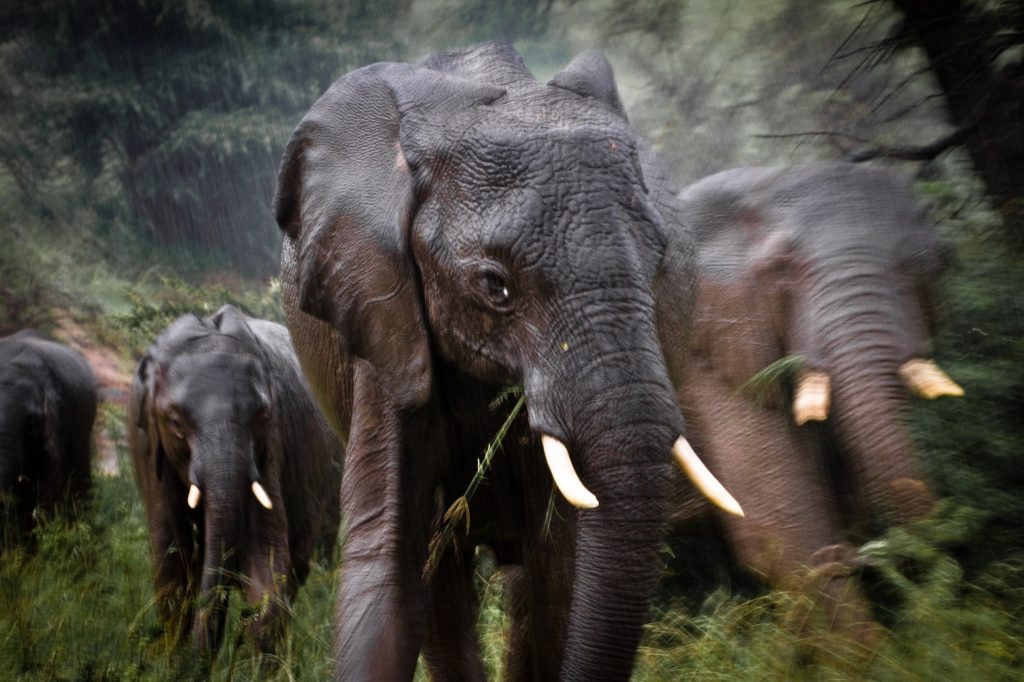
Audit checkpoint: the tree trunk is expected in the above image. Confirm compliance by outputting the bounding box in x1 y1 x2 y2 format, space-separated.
891 0 1024 249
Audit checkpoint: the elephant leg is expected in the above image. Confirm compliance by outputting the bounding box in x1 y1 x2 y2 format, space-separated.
421 546 486 681
681 367 877 642
334 361 430 681
503 518 575 682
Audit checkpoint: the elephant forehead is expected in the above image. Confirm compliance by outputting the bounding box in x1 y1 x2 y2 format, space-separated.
446 125 640 185
161 353 268 409
430 179 663 291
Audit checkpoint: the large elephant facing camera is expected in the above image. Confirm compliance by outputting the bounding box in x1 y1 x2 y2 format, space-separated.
672 163 962 637
0 330 96 544
128 305 342 659
274 42 741 680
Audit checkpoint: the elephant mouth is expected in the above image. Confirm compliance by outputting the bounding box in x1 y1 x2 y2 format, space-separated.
539 431 744 516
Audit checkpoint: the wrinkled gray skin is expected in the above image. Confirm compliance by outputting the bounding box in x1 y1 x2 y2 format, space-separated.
128 305 342 660
673 163 949 638
274 43 697 681
0 330 96 544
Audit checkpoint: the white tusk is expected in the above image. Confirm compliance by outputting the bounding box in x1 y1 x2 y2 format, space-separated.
793 370 831 425
251 481 273 510
672 437 744 517
900 359 964 399
541 435 599 509
187 484 201 509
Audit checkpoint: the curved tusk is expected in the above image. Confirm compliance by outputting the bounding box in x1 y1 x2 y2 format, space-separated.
672 437 744 517
251 481 273 510
187 484 201 509
541 435 599 509
793 370 831 425
900 359 964 399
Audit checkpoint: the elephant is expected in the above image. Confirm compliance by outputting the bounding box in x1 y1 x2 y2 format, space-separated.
272 41 741 681
128 304 342 659
670 163 962 640
0 330 96 545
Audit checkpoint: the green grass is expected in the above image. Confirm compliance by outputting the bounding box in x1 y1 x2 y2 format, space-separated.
0 419 339 681
636 505 1024 680
2 427 1021 680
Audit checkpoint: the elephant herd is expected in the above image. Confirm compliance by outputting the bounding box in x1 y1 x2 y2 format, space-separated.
0 42 964 680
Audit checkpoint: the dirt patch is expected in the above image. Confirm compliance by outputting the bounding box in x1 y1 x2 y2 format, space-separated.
52 314 133 476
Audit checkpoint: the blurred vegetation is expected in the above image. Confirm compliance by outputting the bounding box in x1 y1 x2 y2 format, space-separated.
108 276 283 354
0 413 339 680
0 0 1022 679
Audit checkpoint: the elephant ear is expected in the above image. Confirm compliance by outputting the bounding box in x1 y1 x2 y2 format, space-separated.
682 172 803 396
548 50 628 120
273 62 504 408
130 354 165 482
209 304 259 347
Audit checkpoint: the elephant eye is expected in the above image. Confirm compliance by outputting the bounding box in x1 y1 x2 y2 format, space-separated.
476 266 513 310
167 412 186 440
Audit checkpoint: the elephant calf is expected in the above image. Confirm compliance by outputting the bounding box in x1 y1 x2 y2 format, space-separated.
0 330 96 545
672 163 963 641
129 304 342 659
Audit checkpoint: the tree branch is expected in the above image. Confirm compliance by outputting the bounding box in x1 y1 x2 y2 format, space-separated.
845 124 971 161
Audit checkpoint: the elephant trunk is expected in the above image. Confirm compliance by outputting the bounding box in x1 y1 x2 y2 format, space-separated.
809 264 934 525
829 358 933 526
562 413 678 680
528 294 685 679
189 429 253 655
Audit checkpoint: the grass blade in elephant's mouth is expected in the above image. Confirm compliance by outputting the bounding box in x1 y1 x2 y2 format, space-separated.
423 388 525 581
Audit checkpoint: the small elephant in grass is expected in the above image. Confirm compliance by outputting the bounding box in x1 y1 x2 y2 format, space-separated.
0 330 96 544
273 42 741 681
128 304 342 659
671 163 963 640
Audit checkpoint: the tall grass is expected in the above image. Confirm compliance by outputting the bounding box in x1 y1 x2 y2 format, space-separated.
5 419 1019 680
0 414 338 680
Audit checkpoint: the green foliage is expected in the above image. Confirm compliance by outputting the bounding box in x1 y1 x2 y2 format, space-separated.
636 503 1024 680
0 404 338 680
0 0 408 275
0 226 62 334
109 276 283 354
908 177 1024 563
736 354 806 405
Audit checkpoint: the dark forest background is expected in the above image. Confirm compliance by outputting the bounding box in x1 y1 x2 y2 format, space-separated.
0 0 1022 679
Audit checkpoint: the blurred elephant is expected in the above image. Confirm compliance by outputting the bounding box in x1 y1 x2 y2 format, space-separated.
0 330 96 544
273 42 740 681
672 163 962 638
129 304 342 659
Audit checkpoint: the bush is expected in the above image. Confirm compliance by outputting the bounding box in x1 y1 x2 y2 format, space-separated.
109 276 284 355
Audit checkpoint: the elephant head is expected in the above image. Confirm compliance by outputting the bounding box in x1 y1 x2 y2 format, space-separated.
0 331 95 540
274 42 738 679
131 306 301 656
681 163 960 529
